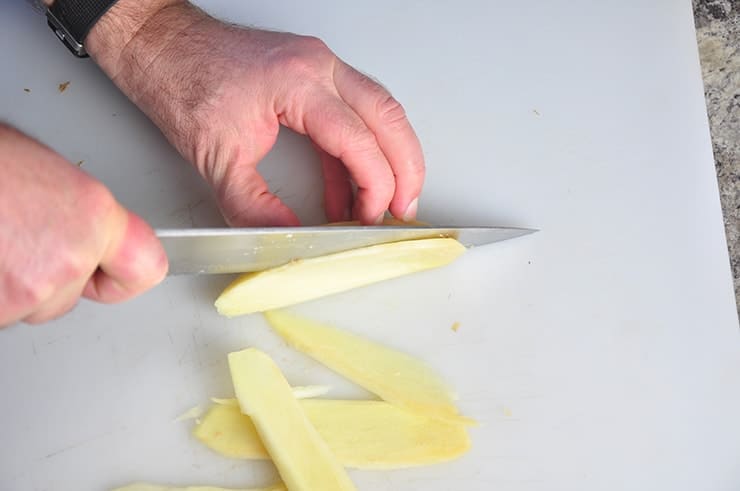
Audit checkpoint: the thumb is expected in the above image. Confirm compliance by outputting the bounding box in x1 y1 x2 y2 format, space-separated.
83 208 168 303
215 166 300 227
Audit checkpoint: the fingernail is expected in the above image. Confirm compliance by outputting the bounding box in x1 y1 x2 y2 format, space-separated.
402 198 419 221
373 213 385 225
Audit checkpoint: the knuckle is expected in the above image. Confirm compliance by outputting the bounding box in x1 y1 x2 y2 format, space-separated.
280 53 320 79
342 124 378 154
6 274 53 315
78 178 116 225
300 35 331 53
56 250 92 284
363 167 396 203
275 35 333 78
407 156 426 178
375 95 408 127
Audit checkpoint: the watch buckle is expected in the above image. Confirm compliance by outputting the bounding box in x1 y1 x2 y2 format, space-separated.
46 9 89 58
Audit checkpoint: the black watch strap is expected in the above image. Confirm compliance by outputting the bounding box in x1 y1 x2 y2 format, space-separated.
46 0 118 58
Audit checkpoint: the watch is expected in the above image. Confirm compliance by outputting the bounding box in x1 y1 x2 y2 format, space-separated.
46 0 119 58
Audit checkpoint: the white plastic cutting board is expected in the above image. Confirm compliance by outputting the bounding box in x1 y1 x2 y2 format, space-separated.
1 1 739 490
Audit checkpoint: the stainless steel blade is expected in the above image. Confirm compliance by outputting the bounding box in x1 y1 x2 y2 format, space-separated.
157 226 536 275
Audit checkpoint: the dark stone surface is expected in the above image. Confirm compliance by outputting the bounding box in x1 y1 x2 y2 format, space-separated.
693 0 739 311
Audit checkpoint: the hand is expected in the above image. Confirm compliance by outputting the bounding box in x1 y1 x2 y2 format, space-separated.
0 124 167 326
86 0 425 226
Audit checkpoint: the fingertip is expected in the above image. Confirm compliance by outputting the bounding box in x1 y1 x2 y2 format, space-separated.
90 210 168 304
121 211 169 287
350 166 395 225
401 197 419 221
353 189 388 225
389 162 424 219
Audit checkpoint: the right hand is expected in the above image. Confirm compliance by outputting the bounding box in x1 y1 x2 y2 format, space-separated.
0 124 167 326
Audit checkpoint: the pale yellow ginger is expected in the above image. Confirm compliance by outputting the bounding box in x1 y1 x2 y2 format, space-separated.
264 310 474 425
215 238 465 316
228 348 356 491
193 399 470 469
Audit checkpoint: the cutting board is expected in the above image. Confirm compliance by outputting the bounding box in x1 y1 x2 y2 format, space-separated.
1 1 738 490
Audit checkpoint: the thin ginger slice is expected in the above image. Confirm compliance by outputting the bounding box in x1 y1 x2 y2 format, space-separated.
211 385 331 406
112 485 285 491
264 310 474 425
228 348 356 491
215 238 465 316
193 399 470 469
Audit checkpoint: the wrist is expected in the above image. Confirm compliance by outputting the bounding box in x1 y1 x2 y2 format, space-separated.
85 0 184 76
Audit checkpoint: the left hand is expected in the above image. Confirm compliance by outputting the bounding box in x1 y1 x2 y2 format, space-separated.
86 0 425 226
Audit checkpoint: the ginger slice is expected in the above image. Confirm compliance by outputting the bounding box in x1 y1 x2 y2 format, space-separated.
193 399 470 469
264 310 473 425
228 348 356 491
215 238 465 316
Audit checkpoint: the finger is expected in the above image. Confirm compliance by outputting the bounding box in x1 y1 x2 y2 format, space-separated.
302 95 395 224
215 165 300 227
315 145 353 222
332 61 425 220
83 210 168 304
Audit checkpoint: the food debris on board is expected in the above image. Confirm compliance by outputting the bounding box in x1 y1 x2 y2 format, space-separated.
173 405 203 423
58 81 70 93
451 321 461 332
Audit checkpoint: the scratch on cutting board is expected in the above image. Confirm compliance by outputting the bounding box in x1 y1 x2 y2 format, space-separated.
43 428 118 460
45 334 73 346
168 198 204 227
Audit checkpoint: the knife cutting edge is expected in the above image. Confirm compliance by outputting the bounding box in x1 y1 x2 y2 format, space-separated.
156 225 537 275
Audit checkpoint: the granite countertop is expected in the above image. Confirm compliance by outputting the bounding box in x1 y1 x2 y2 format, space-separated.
693 0 739 311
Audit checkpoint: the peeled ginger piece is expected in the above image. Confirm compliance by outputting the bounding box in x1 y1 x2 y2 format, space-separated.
215 238 465 316
228 348 356 491
112 484 285 491
264 310 473 425
193 399 470 469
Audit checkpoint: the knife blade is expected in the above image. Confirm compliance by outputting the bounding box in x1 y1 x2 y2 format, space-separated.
156 225 536 275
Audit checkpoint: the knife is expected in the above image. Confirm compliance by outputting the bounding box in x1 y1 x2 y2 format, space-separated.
156 225 536 275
